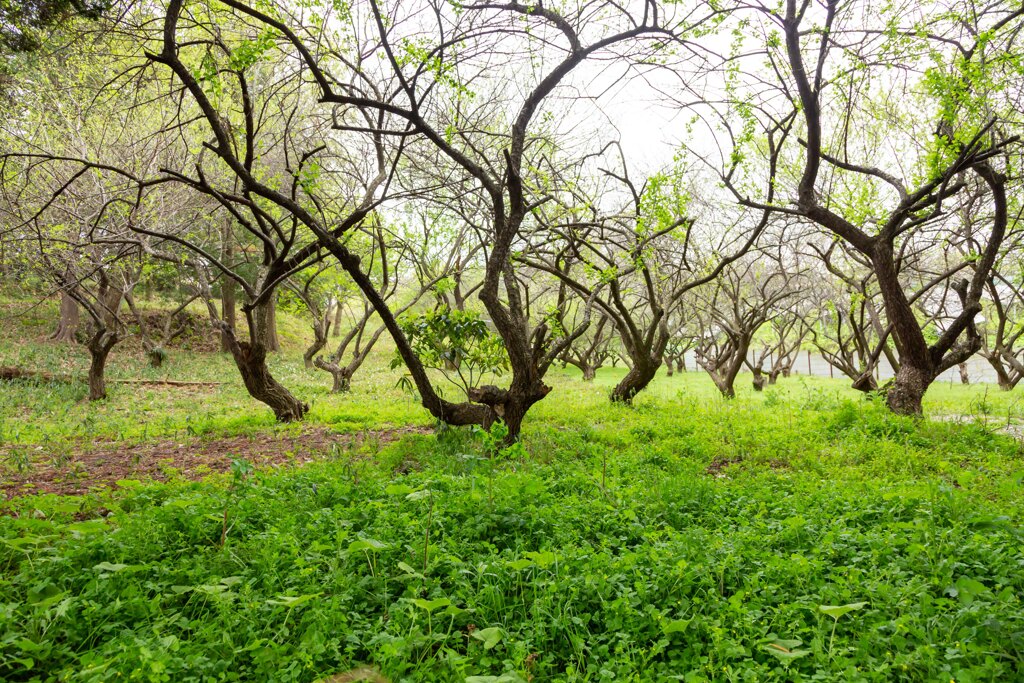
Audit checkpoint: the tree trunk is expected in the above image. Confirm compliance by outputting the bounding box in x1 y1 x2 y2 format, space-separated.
87 331 117 401
226 337 307 421
751 368 765 391
304 335 328 369
51 292 80 343
331 369 351 393
582 365 597 381
332 300 343 337
886 364 932 416
958 362 970 385
221 279 236 353
987 356 1014 391
256 295 280 352
220 221 236 353
665 359 674 377
713 375 736 399
147 348 165 368
314 356 352 393
851 371 878 393
610 362 659 404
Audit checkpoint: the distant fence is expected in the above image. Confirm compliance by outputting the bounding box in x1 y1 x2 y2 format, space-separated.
676 351 1000 386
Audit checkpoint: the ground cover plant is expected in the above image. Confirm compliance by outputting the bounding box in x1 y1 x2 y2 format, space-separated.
1 302 1023 682
0 0 1023 679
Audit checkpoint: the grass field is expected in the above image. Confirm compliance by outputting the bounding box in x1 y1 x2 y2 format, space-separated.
1 298 1023 681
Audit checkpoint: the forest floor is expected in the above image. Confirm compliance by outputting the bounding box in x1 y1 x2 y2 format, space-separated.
2 297 1024 682
0 425 431 498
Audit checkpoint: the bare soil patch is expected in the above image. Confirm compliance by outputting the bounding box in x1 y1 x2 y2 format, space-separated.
1 425 430 499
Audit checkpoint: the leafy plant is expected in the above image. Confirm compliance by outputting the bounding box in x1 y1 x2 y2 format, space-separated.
392 306 508 398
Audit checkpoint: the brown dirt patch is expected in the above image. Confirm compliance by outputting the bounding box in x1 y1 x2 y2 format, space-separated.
704 455 790 477
705 455 743 477
1 425 430 500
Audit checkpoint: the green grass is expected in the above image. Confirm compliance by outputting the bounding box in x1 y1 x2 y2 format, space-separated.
1 298 1024 681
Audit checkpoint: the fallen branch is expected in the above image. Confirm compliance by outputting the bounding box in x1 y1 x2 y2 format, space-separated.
0 366 60 382
0 367 220 387
109 379 223 387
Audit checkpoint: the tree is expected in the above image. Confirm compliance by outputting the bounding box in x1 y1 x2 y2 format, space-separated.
707 0 1023 414
1 158 140 399
692 245 806 397
751 305 811 387
525 147 776 403
309 224 439 393
165 0 712 438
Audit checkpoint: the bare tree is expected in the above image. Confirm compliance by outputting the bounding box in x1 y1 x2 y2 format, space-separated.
183 0 715 438
525 145 778 403
704 0 1023 414
693 247 806 397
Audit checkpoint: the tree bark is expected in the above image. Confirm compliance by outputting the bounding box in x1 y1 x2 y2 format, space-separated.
51 292 80 343
851 371 878 393
220 220 236 353
958 362 970 385
313 356 352 393
885 364 931 416
610 362 659 403
256 294 280 352
221 279 236 353
751 368 765 391
304 334 328 369
986 355 1016 391
87 330 118 401
582 365 597 381
225 336 307 421
331 299 343 337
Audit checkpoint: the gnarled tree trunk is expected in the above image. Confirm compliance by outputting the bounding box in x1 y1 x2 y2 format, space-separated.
314 356 352 393
51 292 80 343
751 367 765 391
610 360 659 403
256 295 280 352
304 331 329 369
224 330 307 421
87 330 118 401
885 364 932 416
851 371 878 393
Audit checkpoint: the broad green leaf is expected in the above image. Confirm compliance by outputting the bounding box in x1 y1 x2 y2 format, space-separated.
662 618 691 634
66 520 107 535
385 483 415 496
762 640 811 662
470 626 503 649
524 550 557 568
348 538 389 553
266 593 320 608
818 602 867 619
411 597 451 613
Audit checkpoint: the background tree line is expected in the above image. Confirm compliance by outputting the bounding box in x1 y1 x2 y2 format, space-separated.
0 0 1021 441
